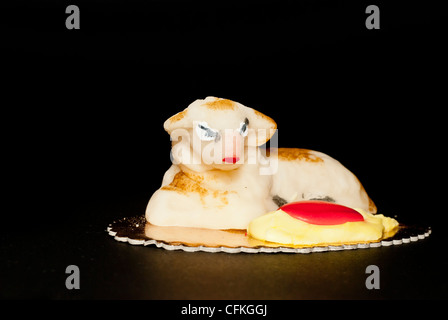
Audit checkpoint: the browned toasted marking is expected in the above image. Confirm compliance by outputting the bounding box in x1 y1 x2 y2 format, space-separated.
182 170 205 183
213 190 230 206
167 110 187 123
161 171 230 205
161 171 208 196
203 98 237 110
273 148 324 163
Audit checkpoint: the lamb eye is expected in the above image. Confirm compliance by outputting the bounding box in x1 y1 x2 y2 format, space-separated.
196 122 219 141
239 118 249 137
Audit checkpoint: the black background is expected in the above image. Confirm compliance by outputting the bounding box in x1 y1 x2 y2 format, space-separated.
1 0 447 304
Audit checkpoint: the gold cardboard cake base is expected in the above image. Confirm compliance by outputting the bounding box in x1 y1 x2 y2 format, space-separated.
107 215 431 253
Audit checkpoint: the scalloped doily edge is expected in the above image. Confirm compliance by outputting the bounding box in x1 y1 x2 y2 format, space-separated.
106 226 432 254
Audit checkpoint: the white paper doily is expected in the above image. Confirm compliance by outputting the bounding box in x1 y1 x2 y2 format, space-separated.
107 215 432 254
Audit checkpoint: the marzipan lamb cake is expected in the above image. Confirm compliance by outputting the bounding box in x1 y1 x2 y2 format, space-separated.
108 97 431 253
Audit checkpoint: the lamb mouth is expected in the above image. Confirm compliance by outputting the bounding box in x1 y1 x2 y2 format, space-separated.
222 157 240 164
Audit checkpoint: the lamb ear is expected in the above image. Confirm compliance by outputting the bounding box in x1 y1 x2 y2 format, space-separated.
163 109 192 134
245 108 277 146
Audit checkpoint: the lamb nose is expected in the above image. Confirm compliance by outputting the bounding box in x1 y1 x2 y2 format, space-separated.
222 157 240 164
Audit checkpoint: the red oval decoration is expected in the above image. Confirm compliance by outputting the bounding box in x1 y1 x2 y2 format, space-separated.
280 201 364 225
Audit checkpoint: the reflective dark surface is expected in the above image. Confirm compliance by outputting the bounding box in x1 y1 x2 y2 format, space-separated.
0 192 444 300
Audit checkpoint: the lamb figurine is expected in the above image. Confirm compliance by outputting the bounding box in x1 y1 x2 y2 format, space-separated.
146 97 376 230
